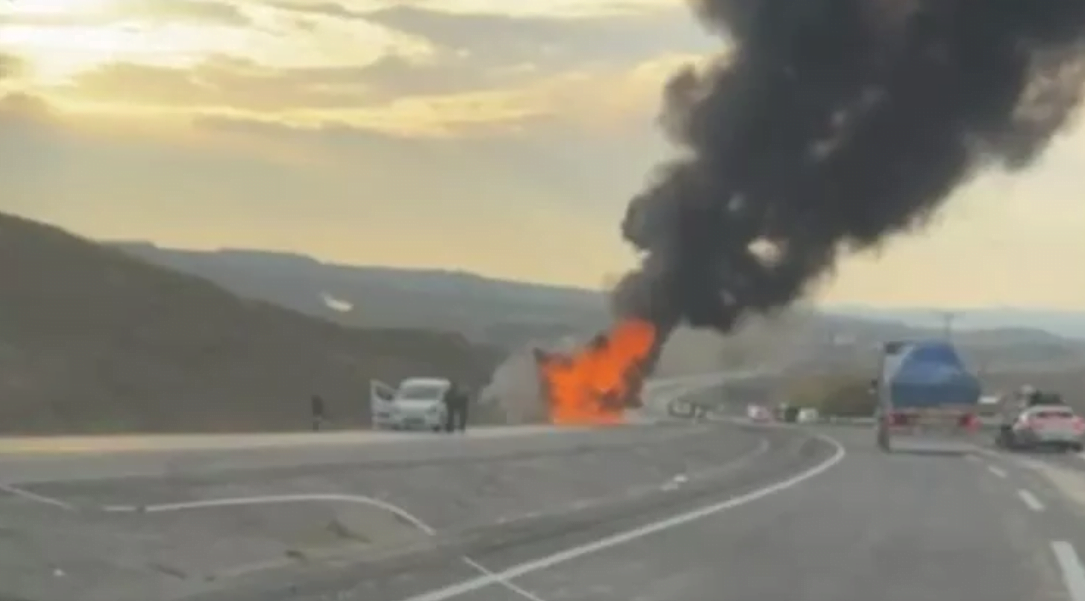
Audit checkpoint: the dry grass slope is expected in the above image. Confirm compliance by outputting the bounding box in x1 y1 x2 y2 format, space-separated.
0 213 499 434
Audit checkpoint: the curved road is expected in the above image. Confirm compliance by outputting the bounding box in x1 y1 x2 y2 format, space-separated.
211 424 1085 601
4 415 1085 600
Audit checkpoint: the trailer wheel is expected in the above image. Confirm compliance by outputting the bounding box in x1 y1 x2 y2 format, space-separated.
877 423 891 453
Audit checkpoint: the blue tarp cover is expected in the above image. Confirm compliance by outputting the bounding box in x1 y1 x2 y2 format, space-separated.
887 341 981 408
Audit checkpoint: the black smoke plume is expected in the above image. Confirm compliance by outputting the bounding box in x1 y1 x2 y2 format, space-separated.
614 0 1085 344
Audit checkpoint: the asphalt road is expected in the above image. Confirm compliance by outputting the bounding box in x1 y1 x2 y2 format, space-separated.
6 401 1085 601
206 425 1085 601
0 420 764 601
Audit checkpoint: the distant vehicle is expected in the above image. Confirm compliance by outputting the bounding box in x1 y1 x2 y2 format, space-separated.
775 403 800 423
875 340 981 452
370 377 450 432
996 387 1083 451
798 407 820 423
747 404 772 423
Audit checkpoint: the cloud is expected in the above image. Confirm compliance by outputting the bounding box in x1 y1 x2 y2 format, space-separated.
266 0 678 20
0 53 26 80
363 5 713 72
51 50 697 137
267 1 365 20
60 52 494 111
7 1 719 136
0 0 251 27
0 89 650 285
136 0 251 25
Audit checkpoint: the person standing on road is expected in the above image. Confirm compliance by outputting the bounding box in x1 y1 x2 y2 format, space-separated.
456 385 471 433
311 394 326 432
443 383 469 433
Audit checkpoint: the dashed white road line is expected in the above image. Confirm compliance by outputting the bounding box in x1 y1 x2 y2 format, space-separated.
987 465 1008 479
1017 489 1045 512
391 434 847 601
1052 541 1085 601
0 483 75 511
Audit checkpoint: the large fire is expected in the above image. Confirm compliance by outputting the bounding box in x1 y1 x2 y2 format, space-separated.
534 319 657 425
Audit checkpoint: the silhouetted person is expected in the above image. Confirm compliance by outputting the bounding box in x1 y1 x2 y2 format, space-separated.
443 383 469 433
311 394 325 432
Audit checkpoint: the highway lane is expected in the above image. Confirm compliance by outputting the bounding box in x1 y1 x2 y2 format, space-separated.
9 375 1085 601
190 423 814 601
0 421 766 601
212 424 1085 601
0 425 671 484
0 369 738 484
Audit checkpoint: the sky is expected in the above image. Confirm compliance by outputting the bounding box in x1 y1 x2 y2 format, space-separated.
1 0 1084 309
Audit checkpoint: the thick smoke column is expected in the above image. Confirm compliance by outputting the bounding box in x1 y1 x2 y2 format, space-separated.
615 0 1085 344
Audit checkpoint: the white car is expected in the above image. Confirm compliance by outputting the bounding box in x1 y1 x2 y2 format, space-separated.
1000 404 1085 452
370 377 450 431
798 407 820 423
747 404 773 422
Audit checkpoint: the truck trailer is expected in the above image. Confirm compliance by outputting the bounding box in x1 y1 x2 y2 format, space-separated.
875 340 982 452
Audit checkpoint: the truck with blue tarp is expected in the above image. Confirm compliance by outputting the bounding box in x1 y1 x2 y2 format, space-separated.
875 340 982 452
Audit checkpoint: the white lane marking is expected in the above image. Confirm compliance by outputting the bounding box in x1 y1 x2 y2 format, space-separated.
0 483 75 511
987 465 1008 479
104 492 546 601
656 437 769 492
1052 541 1085 601
103 493 437 532
1018 489 1045 512
460 557 548 601
0 426 578 456
391 433 847 601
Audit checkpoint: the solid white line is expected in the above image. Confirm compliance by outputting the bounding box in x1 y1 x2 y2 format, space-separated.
1052 541 1085 601
103 492 546 600
460 557 548 601
1018 489 1045 512
987 465 1008 479
104 493 438 533
391 434 847 601
0 483 75 511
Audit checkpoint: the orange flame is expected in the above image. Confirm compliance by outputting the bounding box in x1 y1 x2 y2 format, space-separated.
535 319 657 425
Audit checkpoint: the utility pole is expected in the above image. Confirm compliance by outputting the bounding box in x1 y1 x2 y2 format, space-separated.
934 310 959 341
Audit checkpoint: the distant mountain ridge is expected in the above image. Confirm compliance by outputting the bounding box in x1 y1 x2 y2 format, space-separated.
108 242 610 351
109 241 1085 341
826 305 1085 340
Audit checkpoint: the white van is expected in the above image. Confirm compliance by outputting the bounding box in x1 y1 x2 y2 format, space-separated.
370 377 450 431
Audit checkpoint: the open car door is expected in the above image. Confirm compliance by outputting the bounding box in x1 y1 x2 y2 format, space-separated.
370 380 396 429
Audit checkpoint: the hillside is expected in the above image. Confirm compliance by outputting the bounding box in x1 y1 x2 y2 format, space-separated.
108 242 610 350
830 305 1085 340
0 215 500 434
105 242 1085 404
107 242 1085 345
